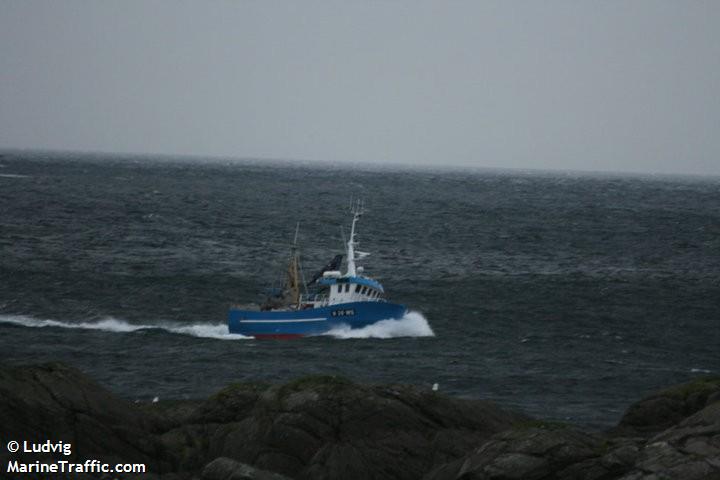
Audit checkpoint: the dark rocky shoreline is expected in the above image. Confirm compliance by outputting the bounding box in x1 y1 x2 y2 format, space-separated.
1 363 718 479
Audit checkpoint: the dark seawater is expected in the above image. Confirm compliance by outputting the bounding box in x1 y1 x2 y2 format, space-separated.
1 152 718 429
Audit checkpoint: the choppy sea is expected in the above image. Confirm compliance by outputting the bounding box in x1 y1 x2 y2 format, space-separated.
1 151 718 428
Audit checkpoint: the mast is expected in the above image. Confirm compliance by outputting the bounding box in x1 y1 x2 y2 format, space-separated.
345 200 364 277
285 222 301 305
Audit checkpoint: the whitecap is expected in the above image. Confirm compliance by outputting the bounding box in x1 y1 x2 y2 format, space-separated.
1 311 435 341
0 314 251 340
323 311 435 339
0 173 30 178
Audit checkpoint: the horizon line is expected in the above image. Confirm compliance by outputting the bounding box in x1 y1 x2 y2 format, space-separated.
1 146 718 180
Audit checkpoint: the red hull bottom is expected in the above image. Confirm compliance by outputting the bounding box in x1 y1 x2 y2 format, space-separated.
253 333 305 340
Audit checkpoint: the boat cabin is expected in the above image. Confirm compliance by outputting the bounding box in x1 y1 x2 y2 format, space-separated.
291 200 388 311
298 274 385 309
322 275 384 303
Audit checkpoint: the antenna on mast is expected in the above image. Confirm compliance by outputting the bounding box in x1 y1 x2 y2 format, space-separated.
350 198 365 216
285 222 301 306
345 199 367 277
292 222 300 247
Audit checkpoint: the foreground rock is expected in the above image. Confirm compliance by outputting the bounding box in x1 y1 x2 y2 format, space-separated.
615 377 720 436
1 363 718 479
619 400 720 480
0 363 166 475
157 376 527 479
202 457 292 480
424 424 603 480
424 378 720 480
0 364 524 479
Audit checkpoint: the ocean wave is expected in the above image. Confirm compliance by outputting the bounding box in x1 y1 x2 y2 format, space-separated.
324 311 435 339
0 314 250 340
0 173 30 178
0 312 435 340
691 368 712 374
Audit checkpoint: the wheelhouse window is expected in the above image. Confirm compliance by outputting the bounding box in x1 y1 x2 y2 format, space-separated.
345 284 350 292
355 284 361 293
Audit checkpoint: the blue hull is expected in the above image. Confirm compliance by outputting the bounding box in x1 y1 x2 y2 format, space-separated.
228 301 407 338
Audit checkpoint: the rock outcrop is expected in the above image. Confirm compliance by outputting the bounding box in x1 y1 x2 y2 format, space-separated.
202 457 293 480
1 363 718 479
424 424 603 480
615 377 720 435
0 362 166 475
156 375 526 479
616 400 720 480
423 378 720 480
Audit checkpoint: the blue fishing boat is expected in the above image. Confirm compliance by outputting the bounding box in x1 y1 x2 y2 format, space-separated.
228 203 407 338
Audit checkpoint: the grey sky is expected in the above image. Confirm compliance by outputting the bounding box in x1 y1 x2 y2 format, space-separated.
1 1 718 175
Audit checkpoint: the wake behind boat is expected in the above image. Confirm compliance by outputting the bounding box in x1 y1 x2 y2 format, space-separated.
228 203 407 338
